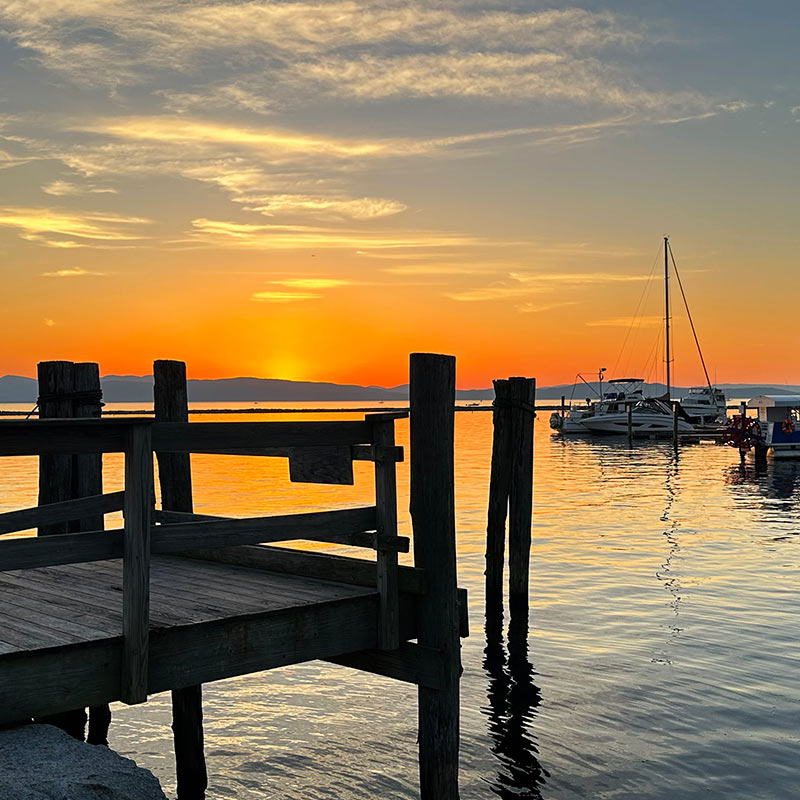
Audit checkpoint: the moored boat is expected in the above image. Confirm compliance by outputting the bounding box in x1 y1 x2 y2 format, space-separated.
679 385 727 425
747 396 800 458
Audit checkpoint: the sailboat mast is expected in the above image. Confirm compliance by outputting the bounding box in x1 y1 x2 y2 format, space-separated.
664 235 671 400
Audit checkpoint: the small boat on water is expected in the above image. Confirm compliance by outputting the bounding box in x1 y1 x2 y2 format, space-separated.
550 237 726 437
679 386 728 425
747 396 800 458
579 393 694 436
549 376 693 436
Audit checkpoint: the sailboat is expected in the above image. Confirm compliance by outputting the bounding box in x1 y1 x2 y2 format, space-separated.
553 237 725 436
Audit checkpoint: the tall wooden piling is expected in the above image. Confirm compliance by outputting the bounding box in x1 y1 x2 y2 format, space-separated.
486 379 513 600
153 360 208 800
38 361 74 537
409 353 460 800
485 376 536 603
73 362 113 744
35 361 88 739
507 378 535 600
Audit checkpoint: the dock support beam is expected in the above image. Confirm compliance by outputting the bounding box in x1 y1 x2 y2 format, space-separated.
409 353 461 800
153 360 208 800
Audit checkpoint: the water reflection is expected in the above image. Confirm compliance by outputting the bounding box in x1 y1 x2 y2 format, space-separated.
654 451 683 665
483 596 548 799
724 458 800 500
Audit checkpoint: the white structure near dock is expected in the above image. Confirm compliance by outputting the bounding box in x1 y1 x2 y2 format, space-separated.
747 395 800 458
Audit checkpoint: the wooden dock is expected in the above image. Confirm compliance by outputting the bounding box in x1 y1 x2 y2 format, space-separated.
0 353 467 799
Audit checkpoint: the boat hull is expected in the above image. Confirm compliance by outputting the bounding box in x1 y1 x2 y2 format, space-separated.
580 413 694 436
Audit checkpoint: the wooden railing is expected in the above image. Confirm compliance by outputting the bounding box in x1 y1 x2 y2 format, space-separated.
0 415 406 703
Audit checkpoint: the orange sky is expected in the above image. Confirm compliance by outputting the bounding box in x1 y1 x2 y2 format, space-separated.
1 3 798 388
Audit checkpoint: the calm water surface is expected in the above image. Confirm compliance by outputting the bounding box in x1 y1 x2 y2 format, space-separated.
2 402 798 799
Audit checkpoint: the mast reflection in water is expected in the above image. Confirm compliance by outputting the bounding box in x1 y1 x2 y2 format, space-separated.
482 595 548 799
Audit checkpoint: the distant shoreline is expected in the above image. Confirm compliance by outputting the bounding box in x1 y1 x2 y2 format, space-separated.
0 405 511 417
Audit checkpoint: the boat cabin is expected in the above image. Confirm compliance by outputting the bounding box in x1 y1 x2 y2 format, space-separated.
747 395 800 424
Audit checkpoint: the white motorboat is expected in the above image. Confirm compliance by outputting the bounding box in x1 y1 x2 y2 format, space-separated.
679 386 727 425
549 376 692 437
747 396 800 458
580 396 694 436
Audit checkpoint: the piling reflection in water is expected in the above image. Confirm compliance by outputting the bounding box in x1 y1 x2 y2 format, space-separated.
482 595 548 799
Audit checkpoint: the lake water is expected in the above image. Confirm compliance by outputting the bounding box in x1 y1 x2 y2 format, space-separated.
1 402 798 799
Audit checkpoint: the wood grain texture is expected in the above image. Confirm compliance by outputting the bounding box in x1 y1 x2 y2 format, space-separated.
0 528 124 571
327 642 445 690
507 377 535 600
485 379 512 600
184 544 426 595
409 353 461 800
373 418 400 649
0 492 124 536
37 361 74 536
121 423 152 705
151 421 372 453
288 446 354 485
153 358 207 800
152 506 377 552
0 419 132 456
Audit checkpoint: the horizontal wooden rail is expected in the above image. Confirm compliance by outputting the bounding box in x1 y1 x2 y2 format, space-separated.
0 419 385 458
153 509 406 551
0 492 125 536
151 421 373 453
0 507 388 572
192 444 403 463
151 507 379 553
0 419 142 456
0 529 124 571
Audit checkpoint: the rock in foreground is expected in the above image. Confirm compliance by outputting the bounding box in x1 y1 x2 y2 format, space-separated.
0 724 167 800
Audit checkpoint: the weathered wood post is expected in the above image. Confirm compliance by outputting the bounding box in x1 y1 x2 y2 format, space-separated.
485 376 536 603
507 377 535 602
73 362 113 745
153 359 208 800
409 353 460 800
38 361 74 537
485 379 513 601
35 360 86 739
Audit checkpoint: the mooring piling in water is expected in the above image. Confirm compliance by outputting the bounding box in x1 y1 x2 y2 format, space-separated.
485 376 536 604
35 360 111 743
153 360 208 800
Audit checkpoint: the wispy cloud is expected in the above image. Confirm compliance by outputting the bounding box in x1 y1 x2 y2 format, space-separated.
0 206 152 247
518 300 579 313
511 271 651 284
41 180 118 196
446 270 652 304
186 218 478 251
40 267 107 277
586 316 662 327
446 285 544 302
382 263 506 276
267 278 356 289
0 1 735 121
251 290 323 303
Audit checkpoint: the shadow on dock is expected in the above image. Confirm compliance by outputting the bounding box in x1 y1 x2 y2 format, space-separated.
482 596 548 799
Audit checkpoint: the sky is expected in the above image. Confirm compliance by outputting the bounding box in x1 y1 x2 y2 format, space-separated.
0 1 798 388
